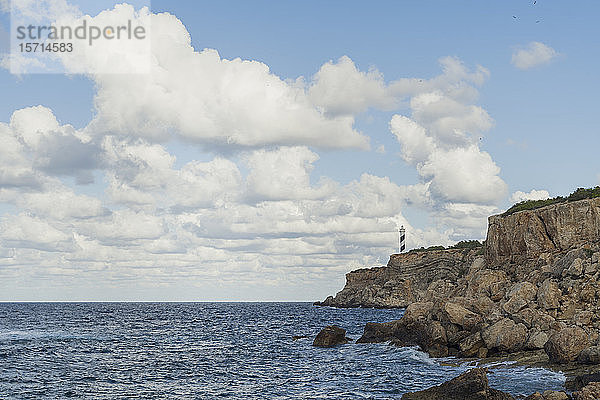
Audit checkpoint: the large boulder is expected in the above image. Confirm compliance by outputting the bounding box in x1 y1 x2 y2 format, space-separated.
481 318 528 353
503 282 537 315
357 320 400 343
466 269 509 301
541 391 569 400
544 326 589 363
459 332 485 357
358 317 449 357
312 325 349 347
401 368 514 400
525 330 549 350
358 302 450 357
444 302 483 331
403 301 434 322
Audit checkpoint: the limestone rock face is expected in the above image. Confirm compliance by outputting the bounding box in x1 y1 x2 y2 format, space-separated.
315 249 474 308
400 368 514 400
312 325 349 347
544 327 590 363
485 198 600 266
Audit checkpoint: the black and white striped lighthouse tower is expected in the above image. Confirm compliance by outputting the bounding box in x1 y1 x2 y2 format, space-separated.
398 225 406 253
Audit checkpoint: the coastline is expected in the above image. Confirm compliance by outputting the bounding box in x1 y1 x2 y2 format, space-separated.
314 197 600 397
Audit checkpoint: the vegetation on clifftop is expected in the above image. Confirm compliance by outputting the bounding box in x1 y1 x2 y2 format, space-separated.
503 186 600 216
409 240 483 253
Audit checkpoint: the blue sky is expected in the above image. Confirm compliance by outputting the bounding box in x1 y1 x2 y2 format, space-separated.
0 1 598 301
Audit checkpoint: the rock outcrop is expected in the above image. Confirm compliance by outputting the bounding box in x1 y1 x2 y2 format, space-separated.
318 197 600 367
544 327 590 363
312 325 349 347
400 368 514 400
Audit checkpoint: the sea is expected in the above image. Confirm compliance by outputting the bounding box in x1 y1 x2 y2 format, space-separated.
0 302 566 399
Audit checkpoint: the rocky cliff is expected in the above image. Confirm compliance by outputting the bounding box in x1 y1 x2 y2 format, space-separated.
315 248 475 308
316 197 600 367
486 197 600 266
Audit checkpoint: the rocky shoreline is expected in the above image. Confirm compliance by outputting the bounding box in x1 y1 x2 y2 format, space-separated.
314 197 600 397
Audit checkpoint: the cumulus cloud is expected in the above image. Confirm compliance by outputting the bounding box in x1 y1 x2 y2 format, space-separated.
48 5 367 150
308 55 397 116
419 145 506 204
17 184 108 220
512 42 559 70
8 106 100 182
0 4 513 300
390 115 435 164
510 189 550 204
389 57 507 238
245 147 335 201
0 214 76 252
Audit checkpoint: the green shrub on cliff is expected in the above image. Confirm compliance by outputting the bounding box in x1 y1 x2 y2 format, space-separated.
450 240 483 249
409 245 446 253
503 186 600 216
408 240 482 253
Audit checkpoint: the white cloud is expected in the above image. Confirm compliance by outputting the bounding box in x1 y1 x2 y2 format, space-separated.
510 189 550 204
308 55 397 116
0 5 515 300
0 122 41 189
390 115 435 165
0 214 75 252
53 6 369 150
419 145 507 204
10 106 61 149
17 184 108 220
512 42 559 70
388 58 507 238
8 106 99 181
7 0 79 21
245 147 335 201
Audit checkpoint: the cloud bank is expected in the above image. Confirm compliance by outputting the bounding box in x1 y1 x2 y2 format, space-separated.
0 3 515 300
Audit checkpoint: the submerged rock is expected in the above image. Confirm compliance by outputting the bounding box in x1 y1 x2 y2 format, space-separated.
400 368 514 400
312 325 349 347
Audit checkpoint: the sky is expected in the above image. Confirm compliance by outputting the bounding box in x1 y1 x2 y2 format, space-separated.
0 0 599 301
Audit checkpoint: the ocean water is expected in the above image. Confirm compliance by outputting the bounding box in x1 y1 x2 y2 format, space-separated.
0 303 565 399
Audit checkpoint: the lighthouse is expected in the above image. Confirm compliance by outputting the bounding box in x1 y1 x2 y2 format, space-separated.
398 225 406 253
